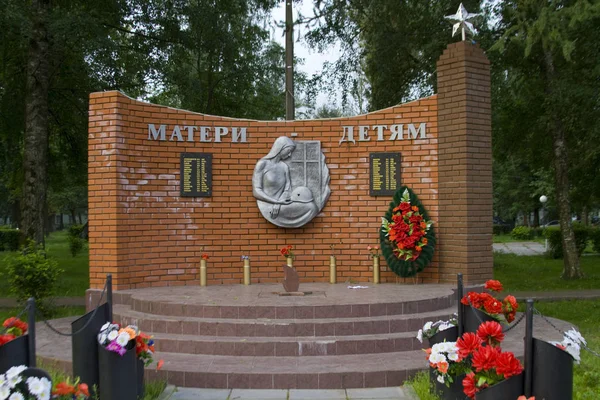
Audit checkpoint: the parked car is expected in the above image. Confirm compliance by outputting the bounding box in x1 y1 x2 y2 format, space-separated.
493 216 512 228
544 220 560 228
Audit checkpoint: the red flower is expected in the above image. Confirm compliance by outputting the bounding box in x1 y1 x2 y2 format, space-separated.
483 297 503 315
462 373 479 399
3 317 28 336
506 311 516 323
477 321 505 346
517 396 535 400
0 334 16 346
502 295 518 313
484 280 503 292
399 202 411 212
461 292 483 308
157 359 164 371
472 345 501 372
495 351 523 378
456 332 482 359
201 253 209 260
77 383 90 397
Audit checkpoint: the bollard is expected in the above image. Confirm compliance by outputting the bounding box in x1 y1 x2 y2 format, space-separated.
27 298 36 367
524 298 534 397
373 257 380 284
200 259 207 286
106 274 113 323
457 273 464 337
329 255 336 284
243 258 251 285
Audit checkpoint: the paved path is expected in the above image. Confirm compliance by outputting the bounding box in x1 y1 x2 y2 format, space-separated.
493 241 546 256
159 386 418 400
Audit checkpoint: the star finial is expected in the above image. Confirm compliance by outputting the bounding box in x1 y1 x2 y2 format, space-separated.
445 3 480 41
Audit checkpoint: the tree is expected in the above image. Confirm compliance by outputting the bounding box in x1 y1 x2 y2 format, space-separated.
493 0 600 279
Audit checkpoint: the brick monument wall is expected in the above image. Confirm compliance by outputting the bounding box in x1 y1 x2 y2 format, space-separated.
87 41 492 290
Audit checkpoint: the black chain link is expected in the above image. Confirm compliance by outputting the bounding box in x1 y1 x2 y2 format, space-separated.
38 280 108 337
533 307 600 359
0 303 30 334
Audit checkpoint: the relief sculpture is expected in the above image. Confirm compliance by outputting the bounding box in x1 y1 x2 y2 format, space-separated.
252 136 330 228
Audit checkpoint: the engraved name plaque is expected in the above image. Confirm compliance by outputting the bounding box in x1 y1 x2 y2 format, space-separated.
370 153 401 196
180 153 212 197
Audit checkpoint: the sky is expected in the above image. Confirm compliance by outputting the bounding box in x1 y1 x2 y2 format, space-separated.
270 0 342 109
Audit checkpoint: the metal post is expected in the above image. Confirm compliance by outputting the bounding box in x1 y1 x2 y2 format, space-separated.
285 0 295 120
457 273 464 337
524 299 534 397
107 274 113 322
27 298 36 367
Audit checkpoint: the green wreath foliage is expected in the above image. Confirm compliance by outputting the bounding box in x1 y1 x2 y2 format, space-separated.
379 186 436 278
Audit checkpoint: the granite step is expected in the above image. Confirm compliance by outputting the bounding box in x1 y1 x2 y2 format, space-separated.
145 351 425 389
114 304 456 337
152 331 423 356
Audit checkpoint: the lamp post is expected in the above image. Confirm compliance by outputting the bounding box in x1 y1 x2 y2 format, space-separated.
540 195 548 251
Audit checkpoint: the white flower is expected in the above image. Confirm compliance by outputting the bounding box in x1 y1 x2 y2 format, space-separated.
438 323 450 332
0 374 6 387
107 330 119 341
99 333 108 344
437 375 445 384
36 379 51 400
9 393 24 400
7 374 21 389
100 322 111 332
5 367 26 380
423 321 433 331
0 386 10 400
565 328 586 346
416 329 423 343
448 352 460 362
429 352 447 364
565 344 581 364
26 377 45 396
116 331 130 347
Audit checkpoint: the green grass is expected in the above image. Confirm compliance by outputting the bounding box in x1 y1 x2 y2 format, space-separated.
0 230 89 298
526 300 600 400
0 306 86 322
493 234 545 244
405 371 440 400
494 253 600 292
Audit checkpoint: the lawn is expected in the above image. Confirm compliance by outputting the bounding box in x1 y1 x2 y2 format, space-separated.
0 306 86 322
0 230 89 298
493 234 545 244
494 252 600 292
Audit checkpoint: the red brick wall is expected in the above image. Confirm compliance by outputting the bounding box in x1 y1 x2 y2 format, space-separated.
88 41 492 290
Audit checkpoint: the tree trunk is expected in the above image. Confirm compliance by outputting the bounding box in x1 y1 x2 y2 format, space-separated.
21 0 50 245
533 207 540 227
544 49 582 279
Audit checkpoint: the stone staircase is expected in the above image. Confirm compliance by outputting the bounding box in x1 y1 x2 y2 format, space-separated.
107 284 457 389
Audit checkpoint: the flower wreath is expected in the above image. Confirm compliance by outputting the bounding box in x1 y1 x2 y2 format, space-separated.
379 186 436 277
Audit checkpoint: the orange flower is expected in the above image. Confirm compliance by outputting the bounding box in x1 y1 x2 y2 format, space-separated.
157 359 164 371
412 206 419 212
422 238 428 245
437 361 449 374
53 382 76 395
420 221 427 229
120 327 137 340
415 246 422 252
77 383 90 397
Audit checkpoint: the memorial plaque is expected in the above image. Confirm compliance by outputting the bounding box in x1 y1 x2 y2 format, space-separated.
370 153 401 196
180 153 212 197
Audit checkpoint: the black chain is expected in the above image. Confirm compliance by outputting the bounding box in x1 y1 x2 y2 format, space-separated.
533 307 600 359
38 280 108 337
0 303 30 334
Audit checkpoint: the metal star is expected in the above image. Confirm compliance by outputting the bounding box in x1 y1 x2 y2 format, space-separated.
445 3 480 41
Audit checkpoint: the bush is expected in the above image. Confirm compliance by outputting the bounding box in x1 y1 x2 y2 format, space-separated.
67 224 86 257
510 226 533 240
0 228 23 251
544 224 590 259
590 227 600 253
530 227 544 238
4 240 63 313
493 224 511 235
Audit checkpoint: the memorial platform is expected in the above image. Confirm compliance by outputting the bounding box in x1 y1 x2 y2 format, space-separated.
37 283 569 389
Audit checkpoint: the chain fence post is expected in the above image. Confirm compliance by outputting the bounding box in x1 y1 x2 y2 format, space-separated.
457 273 464 337
524 298 534 397
27 298 36 367
107 274 113 322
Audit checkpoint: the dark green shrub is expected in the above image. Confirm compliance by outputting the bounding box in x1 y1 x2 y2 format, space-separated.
530 227 544 238
68 235 85 257
590 227 600 253
4 240 63 313
510 226 533 240
0 228 24 251
67 224 86 257
493 224 511 235
544 224 590 259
